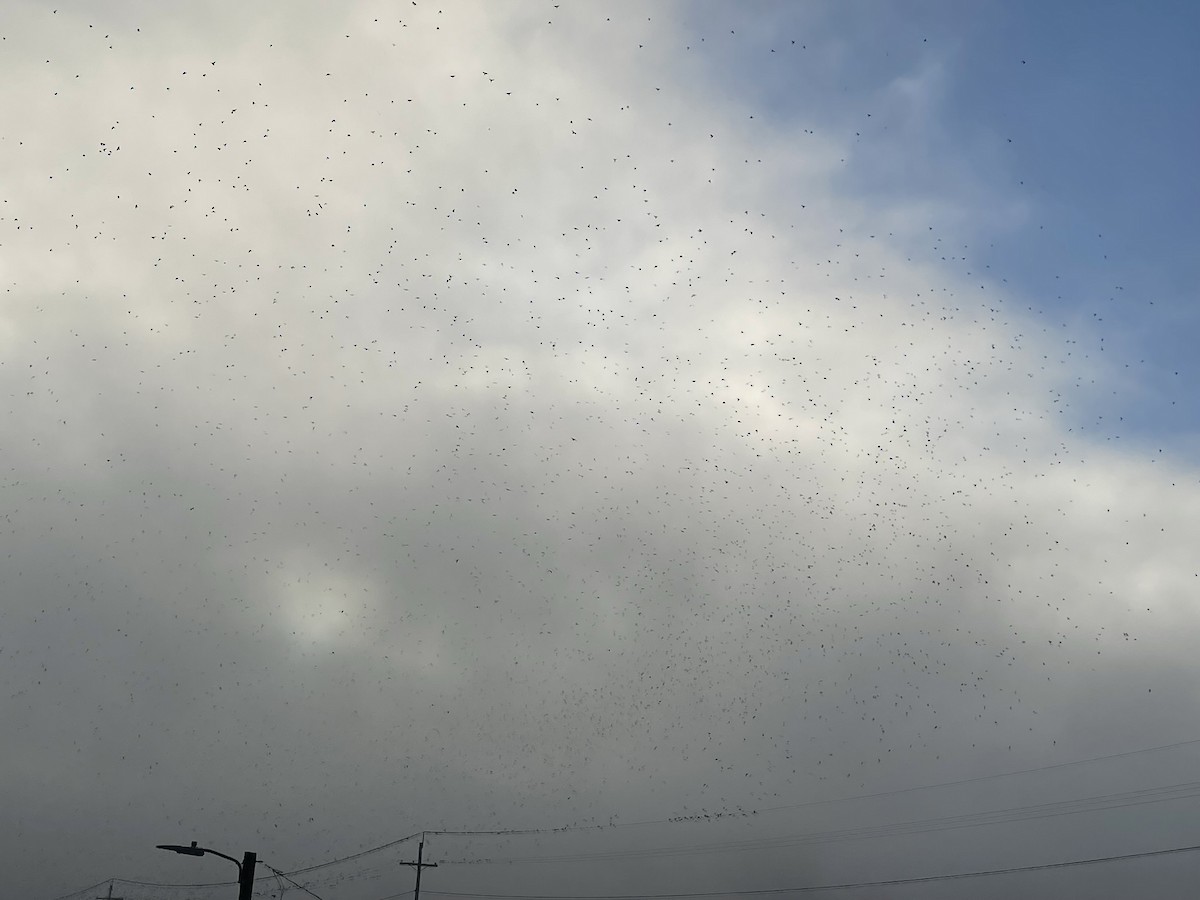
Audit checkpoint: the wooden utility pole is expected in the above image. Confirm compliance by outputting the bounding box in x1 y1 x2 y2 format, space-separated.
96 884 123 900
399 836 437 900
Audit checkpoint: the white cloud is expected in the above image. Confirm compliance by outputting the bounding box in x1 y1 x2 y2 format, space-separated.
3 3 1198 898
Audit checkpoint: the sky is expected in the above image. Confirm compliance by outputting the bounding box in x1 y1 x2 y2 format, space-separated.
2 2 1198 899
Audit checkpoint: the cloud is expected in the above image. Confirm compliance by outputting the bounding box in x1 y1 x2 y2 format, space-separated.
3 3 1198 898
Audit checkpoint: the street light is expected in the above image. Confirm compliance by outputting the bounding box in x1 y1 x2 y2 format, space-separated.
157 841 257 900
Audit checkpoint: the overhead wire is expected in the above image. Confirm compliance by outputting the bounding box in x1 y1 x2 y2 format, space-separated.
278 831 425 877
419 842 1200 898
47 738 1200 900
177 737 1200 890
436 779 1200 865
428 734 1200 838
262 861 329 900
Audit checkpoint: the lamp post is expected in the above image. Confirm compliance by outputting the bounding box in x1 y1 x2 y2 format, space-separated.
157 841 257 900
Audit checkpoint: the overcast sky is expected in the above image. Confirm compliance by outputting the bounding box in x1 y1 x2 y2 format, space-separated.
4 2 1199 899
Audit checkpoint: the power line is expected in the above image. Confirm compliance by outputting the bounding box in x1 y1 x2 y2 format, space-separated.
45 736 1200 900
430 734 1200 838
438 779 1200 865
419 842 1200 898
228 737 1200 888
750 734 1200 821
262 861 328 900
279 831 425 877
48 880 116 900
78 876 239 889
47 866 323 898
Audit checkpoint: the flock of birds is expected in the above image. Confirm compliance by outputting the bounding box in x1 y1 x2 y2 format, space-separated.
3 5 1192 900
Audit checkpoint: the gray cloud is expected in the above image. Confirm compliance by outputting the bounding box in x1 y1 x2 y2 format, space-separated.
3 3 1198 899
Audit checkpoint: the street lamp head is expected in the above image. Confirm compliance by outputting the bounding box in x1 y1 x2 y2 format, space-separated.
155 842 254 900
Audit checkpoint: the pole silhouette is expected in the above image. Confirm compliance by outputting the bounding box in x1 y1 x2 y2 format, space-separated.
156 842 256 900
399 836 437 900
238 851 257 900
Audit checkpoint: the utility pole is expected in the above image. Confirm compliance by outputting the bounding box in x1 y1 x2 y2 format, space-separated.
399 835 437 900
238 850 258 900
96 883 123 900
